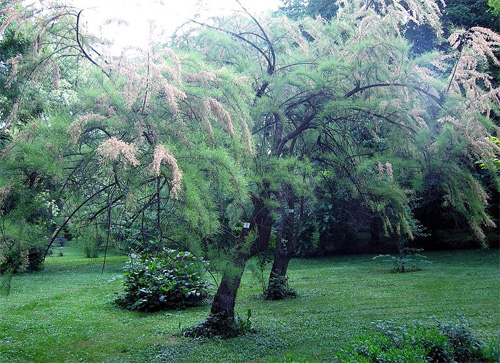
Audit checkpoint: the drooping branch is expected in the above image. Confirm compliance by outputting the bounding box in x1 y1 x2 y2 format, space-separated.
76 9 109 76
345 82 444 107
44 182 116 256
189 0 276 99
276 112 317 157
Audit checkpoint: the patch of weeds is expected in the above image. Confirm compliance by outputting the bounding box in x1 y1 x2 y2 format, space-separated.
335 316 496 362
482 339 500 362
146 342 195 363
183 310 255 339
268 353 319 362
146 326 292 362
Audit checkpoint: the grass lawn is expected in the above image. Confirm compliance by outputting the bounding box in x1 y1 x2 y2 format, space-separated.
0 243 498 362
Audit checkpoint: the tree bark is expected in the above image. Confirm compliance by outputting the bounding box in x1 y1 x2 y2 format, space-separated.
209 193 273 318
266 186 296 296
210 265 244 318
269 244 293 280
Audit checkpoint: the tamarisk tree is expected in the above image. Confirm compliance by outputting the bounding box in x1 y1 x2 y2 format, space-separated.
181 0 499 299
0 2 259 323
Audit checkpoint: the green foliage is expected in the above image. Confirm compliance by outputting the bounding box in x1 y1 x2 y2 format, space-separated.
82 239 99 259
279 0 339 20
490 0 500 15
483 339 500 362
0 236 44 274
0 213 46 274
436 315 488 362
78 225 104 258
443 0 500 33
336 317 494 362
115 249 212 312
479 136 500 170
373 248 431 273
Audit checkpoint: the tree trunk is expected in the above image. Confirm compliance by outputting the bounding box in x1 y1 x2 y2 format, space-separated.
185 194 273 337
210 262 244 318
265 187 297 299
264 238 296 300
212 195 273 316
269 245 293 279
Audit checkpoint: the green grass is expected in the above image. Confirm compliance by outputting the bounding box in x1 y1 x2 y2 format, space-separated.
1 244 499 362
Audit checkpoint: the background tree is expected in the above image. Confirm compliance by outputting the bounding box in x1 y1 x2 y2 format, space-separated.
177 0 498 303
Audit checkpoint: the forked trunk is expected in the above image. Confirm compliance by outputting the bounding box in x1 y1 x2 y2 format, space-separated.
211 195 273 316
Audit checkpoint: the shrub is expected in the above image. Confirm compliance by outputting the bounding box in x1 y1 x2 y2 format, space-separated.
336 317 497 362
83 238 99 258
115 249 212 312
436 315 486 362
373 247 431 273
0 238 45 273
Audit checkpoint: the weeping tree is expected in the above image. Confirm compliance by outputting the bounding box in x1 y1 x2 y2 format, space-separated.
179 0 499 301
0 1 91 274
0 1 256 319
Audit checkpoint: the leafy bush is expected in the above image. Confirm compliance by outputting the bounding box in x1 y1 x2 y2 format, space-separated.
0 237 44 274
373 247 431 273
115 249 212 312
436 315 486 361
335 317 497 362
0 219 45 274
83 238 100 258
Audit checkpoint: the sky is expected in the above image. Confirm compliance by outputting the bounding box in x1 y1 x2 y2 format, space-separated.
70 0 281 52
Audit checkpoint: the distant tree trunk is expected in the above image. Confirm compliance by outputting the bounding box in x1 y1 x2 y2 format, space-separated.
269 240 293 280
265 187 297 299
371 216 380 243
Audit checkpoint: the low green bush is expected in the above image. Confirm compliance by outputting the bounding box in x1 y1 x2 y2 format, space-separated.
373 247 431 273
115 249 212 312
335 316 498 362
0 237 45 274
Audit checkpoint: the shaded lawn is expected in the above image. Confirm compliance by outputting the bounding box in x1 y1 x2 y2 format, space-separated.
0 245 498 362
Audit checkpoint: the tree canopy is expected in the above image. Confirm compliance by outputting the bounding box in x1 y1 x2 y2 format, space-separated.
0 0 499 335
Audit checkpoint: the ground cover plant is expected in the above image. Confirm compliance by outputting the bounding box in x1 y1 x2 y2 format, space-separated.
335 317 498 362
0 243 498 362
115 249 212 312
